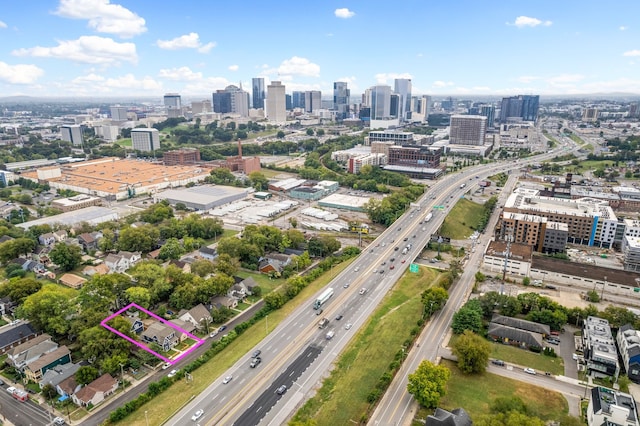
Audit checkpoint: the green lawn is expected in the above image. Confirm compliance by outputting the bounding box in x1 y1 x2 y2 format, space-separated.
116 138 132 147
292 266 442 424
235 270 283 293
434 360 572 423
439 198 485 239
488 342 565 375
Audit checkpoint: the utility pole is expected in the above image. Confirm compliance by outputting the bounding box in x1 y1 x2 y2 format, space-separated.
501 229 513 296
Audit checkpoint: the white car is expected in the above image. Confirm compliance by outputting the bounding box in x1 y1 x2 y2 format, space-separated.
6 386 16 394
167 369 179 378
223 375 233 384
524 367 536 375
345 323 352 330
359 288 367 295
191 409 204 421
161 362 171 370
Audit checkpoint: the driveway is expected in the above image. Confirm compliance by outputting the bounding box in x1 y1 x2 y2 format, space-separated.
556 325 580 379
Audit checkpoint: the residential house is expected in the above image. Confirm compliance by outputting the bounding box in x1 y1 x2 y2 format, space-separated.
587 386 640 426
53 230 68 242
78 233 97 252
120 251 141 266
125 316 144 335
168 259 190 273
141 322 178 352
491 315 551 336
39 362 80 391
0 296 16 316
39 233 56 246
426 408 473 426
0 323 37 355
198 246 218 261
82 263 110 277
31 246 51 265
169 318 195 342
210 296 237 310
228 283 248 301
104 254 128 273
238 276 259 295
59 273 87 289
258 253 292 274
58 375 80 398
487 322 544 350
72 374 118 407
178 304 212 331
147 248 161 260
24 345 72 382
7 333 58 370
617 324 640 384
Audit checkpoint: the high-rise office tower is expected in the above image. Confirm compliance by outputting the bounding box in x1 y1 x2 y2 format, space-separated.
164 93 182 118
131 128 160 152
394 78 412 121
304 91 322 113
449 115 487 145
292 91 305 109
266 81 286 123
369 85 392 119
285 94 292 110
480 105 496 128
410 95 431 122
61 125 84 146
192 100 212 115
212 85 250 116
500 95 539 123
333 82 350 119
252 78 265 109
629 103 639 118
110 106 128 121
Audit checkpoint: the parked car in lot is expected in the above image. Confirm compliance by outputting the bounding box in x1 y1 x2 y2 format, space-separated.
524 367 536 375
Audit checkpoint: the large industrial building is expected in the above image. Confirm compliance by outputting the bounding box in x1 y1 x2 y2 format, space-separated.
16 206 119 230
154 186 248 211
21 157 210 201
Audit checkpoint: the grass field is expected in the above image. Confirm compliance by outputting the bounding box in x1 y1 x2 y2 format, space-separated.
438 198 485 239
116 138 132 147
488 342 565 375
292 266 442 425
117 260 354 426
433 360 571 423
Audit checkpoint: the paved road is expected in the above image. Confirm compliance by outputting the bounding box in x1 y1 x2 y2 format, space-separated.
0 389 55 426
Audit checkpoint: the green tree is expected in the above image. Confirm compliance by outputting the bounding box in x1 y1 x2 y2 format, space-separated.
421 287 448 317
158 238 185 260
451 330 491 374
407 361 451 408
276 130 285 138
249 171 269 191
76 366 99 385
215 253 239 276
19 284 76 337
191 259 216 277
451 301 484 334
0 277 42 304
124 286 152 309
117 225 159 253
49 242 83 272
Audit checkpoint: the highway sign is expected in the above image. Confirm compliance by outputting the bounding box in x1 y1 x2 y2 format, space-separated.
409 264 419 273
433 205 445 210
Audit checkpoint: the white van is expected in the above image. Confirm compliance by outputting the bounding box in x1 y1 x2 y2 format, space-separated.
326 330 335 340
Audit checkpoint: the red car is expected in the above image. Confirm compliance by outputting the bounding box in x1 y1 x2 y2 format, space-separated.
401 260 406 263
390 265 395 270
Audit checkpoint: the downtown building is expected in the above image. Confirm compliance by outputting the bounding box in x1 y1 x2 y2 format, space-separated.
394 78 412 121
164 93 183 118
212 85 250 117
304 91 322 114
499 95 539 123
333 82 350 119
266 81 287 124
131 128 160 152
252 78 265 109
60 125 83 146
449 115 487 145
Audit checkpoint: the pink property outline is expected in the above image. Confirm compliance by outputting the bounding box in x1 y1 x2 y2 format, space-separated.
100 302 205 365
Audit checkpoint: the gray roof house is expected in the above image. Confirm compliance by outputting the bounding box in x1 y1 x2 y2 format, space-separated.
0 323 38 355
39 362 81 390
426 407 473 426
178 304 212 330
488 323 544 349
141 322 178 352
491 314 551 336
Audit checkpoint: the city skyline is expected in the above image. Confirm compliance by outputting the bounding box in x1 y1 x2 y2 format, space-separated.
1 0 640 98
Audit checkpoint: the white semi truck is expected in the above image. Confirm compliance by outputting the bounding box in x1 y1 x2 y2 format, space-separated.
313 287 334 310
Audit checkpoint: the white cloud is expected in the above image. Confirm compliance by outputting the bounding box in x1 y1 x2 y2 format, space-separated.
0 62 44 84
375 72 413 84
228 65 239 71
104 73 162 91
620 26 628 31
334 8 355 19
71 73 105 84
508 16 552 28
0 20 7 29
547 74 585 86
156 33 216 53
12 36 137 65
55 0 146 38
158 67 203 81
432 80 454 88
623 50 640 57
277 56 320 77
182 77 233 95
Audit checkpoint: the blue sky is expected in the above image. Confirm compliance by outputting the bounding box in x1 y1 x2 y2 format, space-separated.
1 0 639 99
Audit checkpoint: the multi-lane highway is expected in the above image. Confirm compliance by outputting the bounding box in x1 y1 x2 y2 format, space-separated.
163 151 561 426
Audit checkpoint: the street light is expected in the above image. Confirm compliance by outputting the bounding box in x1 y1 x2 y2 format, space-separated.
119 363 125 392
145 410 149 426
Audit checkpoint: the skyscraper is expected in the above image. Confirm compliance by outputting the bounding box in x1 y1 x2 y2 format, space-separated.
500 95 539 123
292 91 305 109
369 85 392 120
304 91 322 113
131 128 160 152
394 78 412 121
333 82 350 119
449 115 487 145
164 93 182 118
110 106 128 121
252 78 265 109
61 125 83 146
212 85 250 116
266 81 286 123
480 105 496 128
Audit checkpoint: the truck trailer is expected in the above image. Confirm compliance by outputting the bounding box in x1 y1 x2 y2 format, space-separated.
313 287 334 310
